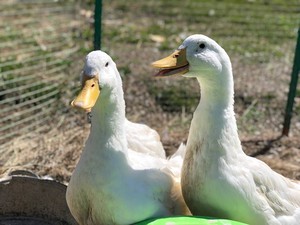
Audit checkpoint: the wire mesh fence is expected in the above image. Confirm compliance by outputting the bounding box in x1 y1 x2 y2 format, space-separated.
0 0 83 146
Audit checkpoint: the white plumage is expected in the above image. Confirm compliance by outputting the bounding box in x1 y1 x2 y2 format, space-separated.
125 119 166 159
66 50 189 225
152 34 300 225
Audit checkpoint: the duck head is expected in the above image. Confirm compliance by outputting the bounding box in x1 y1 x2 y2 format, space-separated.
71 50 121 112
152 34 232 82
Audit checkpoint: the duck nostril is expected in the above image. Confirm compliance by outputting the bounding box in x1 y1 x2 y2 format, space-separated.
91 84 95 87
173 54 179 58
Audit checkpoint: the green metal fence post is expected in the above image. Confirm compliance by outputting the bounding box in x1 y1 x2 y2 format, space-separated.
94 0 102 50
282 28 300 136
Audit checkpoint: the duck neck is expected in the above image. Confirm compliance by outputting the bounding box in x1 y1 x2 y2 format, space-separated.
186 73 243 159
88 85 127 155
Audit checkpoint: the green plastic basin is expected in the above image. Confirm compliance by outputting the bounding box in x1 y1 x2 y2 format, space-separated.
134 216 248 225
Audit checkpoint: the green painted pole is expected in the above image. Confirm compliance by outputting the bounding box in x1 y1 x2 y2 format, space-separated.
282 28 300 136
94 0 102 50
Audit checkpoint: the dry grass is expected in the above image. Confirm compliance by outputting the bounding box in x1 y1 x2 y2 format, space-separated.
0 112 88 183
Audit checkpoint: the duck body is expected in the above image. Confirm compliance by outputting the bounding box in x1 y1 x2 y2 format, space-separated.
152 34 300 225
181 97 300 224
68 135 173 225
67 51 188 225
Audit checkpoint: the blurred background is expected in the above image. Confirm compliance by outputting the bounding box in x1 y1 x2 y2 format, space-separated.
0 0 299 182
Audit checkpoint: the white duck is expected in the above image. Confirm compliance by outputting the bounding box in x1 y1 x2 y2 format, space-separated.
66 50 189 225
152 34 300 225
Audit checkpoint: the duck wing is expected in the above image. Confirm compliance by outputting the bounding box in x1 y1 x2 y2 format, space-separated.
125 119 166 159
249 156 300 224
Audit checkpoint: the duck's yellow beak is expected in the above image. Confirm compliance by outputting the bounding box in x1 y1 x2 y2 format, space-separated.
71 76 100 112
152 48 189 77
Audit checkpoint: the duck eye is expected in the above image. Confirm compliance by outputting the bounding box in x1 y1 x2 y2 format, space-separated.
105 62 109 67
199 43 205 49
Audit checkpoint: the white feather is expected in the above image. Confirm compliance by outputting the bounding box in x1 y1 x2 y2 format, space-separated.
125 119 166 159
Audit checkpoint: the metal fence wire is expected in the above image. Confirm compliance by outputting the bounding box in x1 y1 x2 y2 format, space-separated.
0 0 82 146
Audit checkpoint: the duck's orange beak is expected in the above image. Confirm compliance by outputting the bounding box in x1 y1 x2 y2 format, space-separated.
152 48 189 77
71 76 100 112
